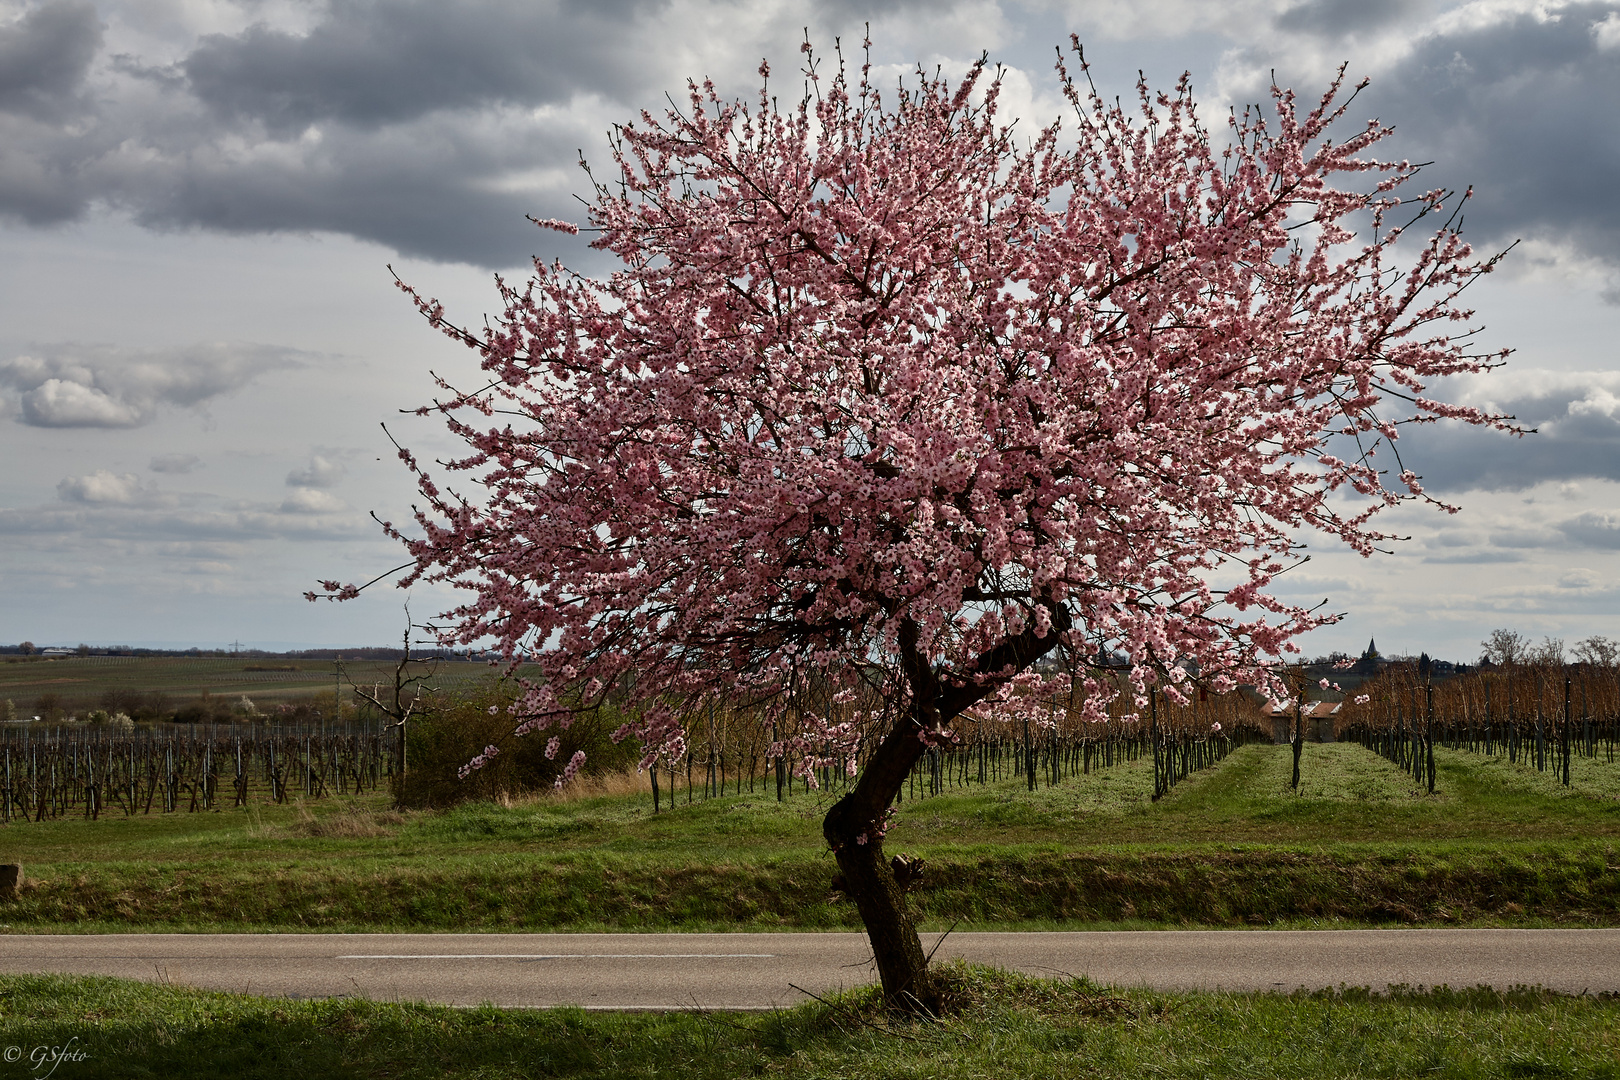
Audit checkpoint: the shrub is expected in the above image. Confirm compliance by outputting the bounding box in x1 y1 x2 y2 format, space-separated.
99 687 172 722
397 686 642 808
86 709 135 730
171 693 240 725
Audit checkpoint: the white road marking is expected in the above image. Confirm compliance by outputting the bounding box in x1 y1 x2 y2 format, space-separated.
335 953 777 960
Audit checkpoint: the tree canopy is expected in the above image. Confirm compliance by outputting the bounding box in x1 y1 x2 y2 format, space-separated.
319 40 1513 1010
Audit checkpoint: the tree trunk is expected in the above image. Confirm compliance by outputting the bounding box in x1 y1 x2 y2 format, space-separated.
821 608 1071 1014
1291 695 1303 791
823 714 937 1015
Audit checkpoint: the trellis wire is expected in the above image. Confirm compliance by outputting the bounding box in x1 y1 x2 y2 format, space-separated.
645 687 1268 813
1340 662 1619 791
0 723 390 822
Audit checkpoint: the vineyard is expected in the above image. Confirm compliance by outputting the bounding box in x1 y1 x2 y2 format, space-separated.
0 723 391 822
0 675 1271 821
1338 662 1620 792
645 686 1269 812
15 657 1620 823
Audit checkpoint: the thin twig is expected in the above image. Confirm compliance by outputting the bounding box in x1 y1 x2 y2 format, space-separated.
924 918 962 965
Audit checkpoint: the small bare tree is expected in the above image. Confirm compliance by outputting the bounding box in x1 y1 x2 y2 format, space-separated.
1480 628 1532 666
347 609 439 805
1572 635 1618 668
1529 636 1566 666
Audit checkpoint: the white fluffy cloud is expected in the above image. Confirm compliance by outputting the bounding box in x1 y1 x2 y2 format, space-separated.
21 378 144 426
0 343 303 428
285 455 346 488
279 487 345 514
56 469 146 504
1592 9 1620 46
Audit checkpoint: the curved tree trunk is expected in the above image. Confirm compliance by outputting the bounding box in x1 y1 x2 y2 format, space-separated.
822 609 1072 1014
823 712 936 1014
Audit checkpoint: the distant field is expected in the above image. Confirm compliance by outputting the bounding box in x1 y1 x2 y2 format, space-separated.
0 654 525 714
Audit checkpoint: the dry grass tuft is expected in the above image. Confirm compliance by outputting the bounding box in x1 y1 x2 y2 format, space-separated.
488 766 658 807
829 962 1140 1026
286 804 407 839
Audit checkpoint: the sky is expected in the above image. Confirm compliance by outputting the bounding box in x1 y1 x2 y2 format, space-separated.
0 0 1617 660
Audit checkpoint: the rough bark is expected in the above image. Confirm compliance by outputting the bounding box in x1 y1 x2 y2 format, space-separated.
822 606 1072 1014
823 721 936 1013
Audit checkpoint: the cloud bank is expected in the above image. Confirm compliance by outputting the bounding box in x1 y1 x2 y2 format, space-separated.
0 342 303 427
1 0 1604 273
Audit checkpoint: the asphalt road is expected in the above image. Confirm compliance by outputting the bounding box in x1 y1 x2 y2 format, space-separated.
2 930 1616 1010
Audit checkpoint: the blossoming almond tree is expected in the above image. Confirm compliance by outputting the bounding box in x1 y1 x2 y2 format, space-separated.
316 40 1512 1011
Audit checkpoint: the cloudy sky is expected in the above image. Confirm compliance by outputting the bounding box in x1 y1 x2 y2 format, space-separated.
1 0 1617 659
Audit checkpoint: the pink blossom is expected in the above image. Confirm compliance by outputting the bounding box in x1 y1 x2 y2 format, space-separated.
555 749 587 788
360 43 1511 939
457 744 501 780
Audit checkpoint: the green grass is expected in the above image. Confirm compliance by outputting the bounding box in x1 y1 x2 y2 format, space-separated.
1454 746 1620 802
0 742 1616 933
0 968 1616 1079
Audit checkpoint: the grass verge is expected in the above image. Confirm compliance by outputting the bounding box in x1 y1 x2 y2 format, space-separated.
0 968 1616 1079
0 841 1616 933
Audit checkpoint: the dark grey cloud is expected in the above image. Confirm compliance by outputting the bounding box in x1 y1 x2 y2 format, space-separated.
0 343 304 428
0 0 109 224
1422 550 1525 563
1392 373 1620 491
1559 509 1620 547
1340 3 1620 267
0 0 102 120
8 1 1613 272
183 0 668 135
114 111 592 266
1275 0 1416 37
0 0 985 266
0 500 365 541
149 453 202 474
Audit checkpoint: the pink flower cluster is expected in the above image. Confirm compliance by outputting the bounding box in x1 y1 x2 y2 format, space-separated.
457 744 501 780
356 40 1512 783
555 749 586 789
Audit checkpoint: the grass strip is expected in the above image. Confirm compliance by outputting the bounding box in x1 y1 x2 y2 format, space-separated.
0 967 1616 1079
2 843 1616 933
